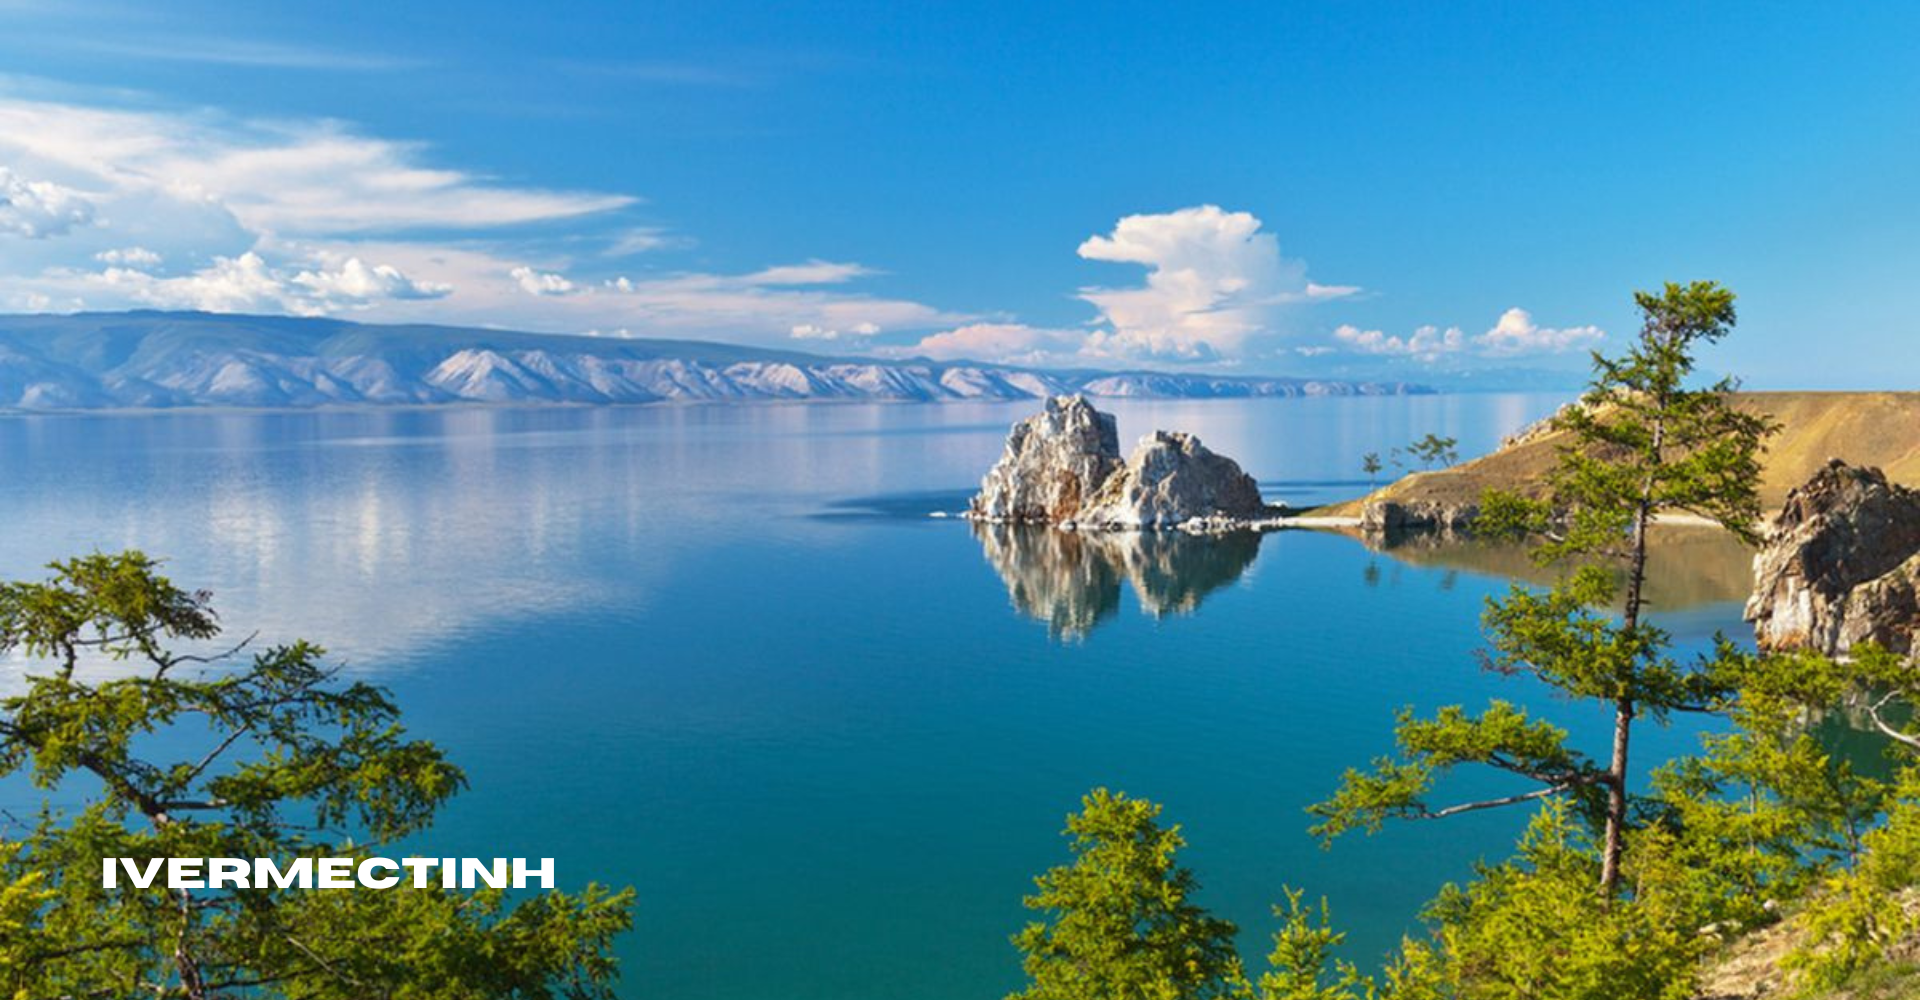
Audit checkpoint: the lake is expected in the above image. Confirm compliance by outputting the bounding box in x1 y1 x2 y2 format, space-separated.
0 394 1759 999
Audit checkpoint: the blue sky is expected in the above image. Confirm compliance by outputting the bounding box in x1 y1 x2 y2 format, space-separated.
0 2 1915 387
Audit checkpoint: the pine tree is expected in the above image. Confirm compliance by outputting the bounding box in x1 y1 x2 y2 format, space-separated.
1310 281 1776 898
1009 789 1245 1000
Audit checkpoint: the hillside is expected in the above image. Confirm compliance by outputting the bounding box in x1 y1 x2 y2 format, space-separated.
0 311 1427 411
1325 392 1920 517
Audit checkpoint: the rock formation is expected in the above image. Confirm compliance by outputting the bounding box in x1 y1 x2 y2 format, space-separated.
968 397 1275 529
1359 499 1480 538
1746 459 1920 658
1075 431 1270 529
968 395 1123 523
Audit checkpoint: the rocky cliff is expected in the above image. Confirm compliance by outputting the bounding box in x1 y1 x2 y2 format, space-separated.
968 396 1124 523
1075 431 1270 529
968 397 1277 530
1746 460 1920 658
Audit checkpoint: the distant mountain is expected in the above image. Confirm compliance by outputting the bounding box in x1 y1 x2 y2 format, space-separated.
0 312 1430 411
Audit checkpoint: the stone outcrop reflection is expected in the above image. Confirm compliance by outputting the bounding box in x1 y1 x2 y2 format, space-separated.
971 523 1262 639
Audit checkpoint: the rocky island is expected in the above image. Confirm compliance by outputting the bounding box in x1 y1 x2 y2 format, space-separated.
966 396 1282 531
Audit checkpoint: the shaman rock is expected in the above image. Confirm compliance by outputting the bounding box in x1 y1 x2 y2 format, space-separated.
968 396 1123 523
1075 431 1269 529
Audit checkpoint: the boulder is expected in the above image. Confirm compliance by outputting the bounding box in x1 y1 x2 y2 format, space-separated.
1746 459 1920 657
968 395 1123 523
1075 431 1269 529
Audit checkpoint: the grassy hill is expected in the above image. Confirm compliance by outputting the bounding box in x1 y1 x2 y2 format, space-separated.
1324 392 1920 518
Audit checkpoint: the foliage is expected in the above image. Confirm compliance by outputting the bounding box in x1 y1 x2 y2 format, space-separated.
1255 890 1443 1000
0 551 634 999
1362 453 1384 487
1772 646 1920 988
1423 802 1701 1000
1009 788 1246 1000
1308 701 1603 842
1404 436 1459 471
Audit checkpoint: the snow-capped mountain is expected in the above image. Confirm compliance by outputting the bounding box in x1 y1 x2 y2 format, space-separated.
0 312 1429 411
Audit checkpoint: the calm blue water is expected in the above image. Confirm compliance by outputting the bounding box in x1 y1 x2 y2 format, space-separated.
0 395 1756 999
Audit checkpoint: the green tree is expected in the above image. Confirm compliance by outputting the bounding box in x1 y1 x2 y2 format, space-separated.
1010 788 1245 1000
1362 453 1383 488
1310 281 1776 898
0 551 634 998
1405 436 1459 471
1420 801 1701 1000
1770 644 1920 988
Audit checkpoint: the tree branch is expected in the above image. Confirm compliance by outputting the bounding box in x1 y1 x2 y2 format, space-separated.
1867 692 1920 752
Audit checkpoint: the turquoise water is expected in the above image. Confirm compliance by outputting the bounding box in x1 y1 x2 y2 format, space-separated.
0 395 1756 999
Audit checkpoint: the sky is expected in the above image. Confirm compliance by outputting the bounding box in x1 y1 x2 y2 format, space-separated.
0 1 1915 387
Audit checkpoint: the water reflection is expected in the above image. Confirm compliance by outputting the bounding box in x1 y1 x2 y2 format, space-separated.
971 523 1262 639
1354 523 1757 609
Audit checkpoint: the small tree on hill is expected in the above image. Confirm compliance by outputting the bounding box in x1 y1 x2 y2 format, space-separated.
1406 435 1459 470
1362 452 1383 488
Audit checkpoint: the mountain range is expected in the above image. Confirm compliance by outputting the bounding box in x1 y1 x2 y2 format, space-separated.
0 312 1429 410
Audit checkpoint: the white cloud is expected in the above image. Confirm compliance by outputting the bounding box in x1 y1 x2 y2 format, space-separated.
746 261 872 285
0 93 963 346
1334 323 1466 361
94 246 162 267
510 266 577 297
1329 308 1605 363
1475 307 1604 356
292 256 451 303
0 166 95 237
65 249 450 316
892 323 1090 366
790 320 880 341
604 227 679 256
0 97 633 237
1074 205 1354 363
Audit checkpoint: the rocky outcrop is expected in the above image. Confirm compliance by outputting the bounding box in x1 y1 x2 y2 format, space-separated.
968 396 1123 523
967 397 1279 530
1359 499 1480 537
1745 460 1920 658
1075 431 1270 529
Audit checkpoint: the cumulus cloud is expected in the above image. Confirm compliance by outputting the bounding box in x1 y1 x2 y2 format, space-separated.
1334 323 1466 361
292 256 451 303
0 166 95 238
1074 205 1356 363
1329 308 1605 363
510 266 577 297
1475 307 1604 356
65 249 451 316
